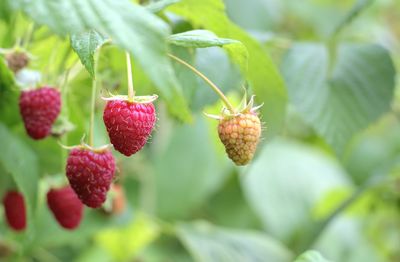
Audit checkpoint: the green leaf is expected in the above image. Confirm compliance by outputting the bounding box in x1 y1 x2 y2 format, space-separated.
0 57 16 107
168 29 241 48
344 115 400 184
294 250 331 262
0 0 12 22
152 115 230 220
70 30 108 78
241 138 351 244
8 0 191 121
205 175 262 229
168 0 287 137
331 0 374 37
314 217 383 262
177 221 293 262
95 213 160 261
146 0 180 13
0 58 19 126
191 48 242 111
0 123 39 227
282 43 396 153
168 30 248 72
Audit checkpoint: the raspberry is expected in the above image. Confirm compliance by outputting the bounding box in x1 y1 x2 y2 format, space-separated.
111 184 126 215
218 113 261 165
103 100 156 156
5 51 29 73
66 148 116 208
47 186 84 230
19 87 61 140
2 191 26 231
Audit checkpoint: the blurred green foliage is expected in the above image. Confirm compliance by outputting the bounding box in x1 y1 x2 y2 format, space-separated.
0 0 400 261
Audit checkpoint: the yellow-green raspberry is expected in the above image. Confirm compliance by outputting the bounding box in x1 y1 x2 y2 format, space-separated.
218 113 261 166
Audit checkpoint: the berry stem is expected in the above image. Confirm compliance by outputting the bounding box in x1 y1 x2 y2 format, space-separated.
22 22 35 50
168 53 236 114
126 52 135 102
89 53 99 147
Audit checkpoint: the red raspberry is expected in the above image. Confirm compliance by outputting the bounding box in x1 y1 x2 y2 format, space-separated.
66 148 116 208
2 191 26 231
103 100 156 156
47 186 84 230
19 87 61 140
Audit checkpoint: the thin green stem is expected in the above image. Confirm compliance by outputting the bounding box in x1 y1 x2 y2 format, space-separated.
56 47 72 86
330 0 373 40
14 37 22 49
60 69 70 171
168 53 235 113
126 51 135 101
89 53 99 147
22 22 35 50
44 40 61 85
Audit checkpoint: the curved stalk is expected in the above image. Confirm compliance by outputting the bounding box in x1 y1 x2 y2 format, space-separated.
168 53 235 113
89 53 99 147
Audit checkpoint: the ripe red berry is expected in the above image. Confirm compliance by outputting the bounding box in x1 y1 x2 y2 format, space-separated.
19 87 61 140
47 186 84 230
66 148 116 208
2 191 26 231
103 100 156 156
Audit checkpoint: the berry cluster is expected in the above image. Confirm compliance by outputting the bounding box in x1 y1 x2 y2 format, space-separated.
2 48 262 232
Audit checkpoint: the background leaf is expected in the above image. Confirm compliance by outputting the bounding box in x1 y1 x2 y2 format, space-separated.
282 43 396 153
95 213 160 261
168 0 287 137
168 30 248 72
177 221 293 262
8 0 191 121
145 0 181 13
70 30 108 78
0 123 39 226
151 115 230 220
0 57 19 126
168 29 237 48
294 250 331 262
241 138 351 245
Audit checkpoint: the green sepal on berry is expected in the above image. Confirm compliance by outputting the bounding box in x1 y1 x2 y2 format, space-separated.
101 91 158 104
204 94 263 120
58 134 111 153
206 94 263 166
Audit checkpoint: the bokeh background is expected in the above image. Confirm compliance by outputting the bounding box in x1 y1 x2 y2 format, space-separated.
0 0 400 261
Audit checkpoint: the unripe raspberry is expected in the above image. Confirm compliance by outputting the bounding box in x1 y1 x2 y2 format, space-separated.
5 51 29 73
218 113 261 166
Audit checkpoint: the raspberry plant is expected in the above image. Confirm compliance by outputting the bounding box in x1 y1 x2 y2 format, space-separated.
0 0 399 261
